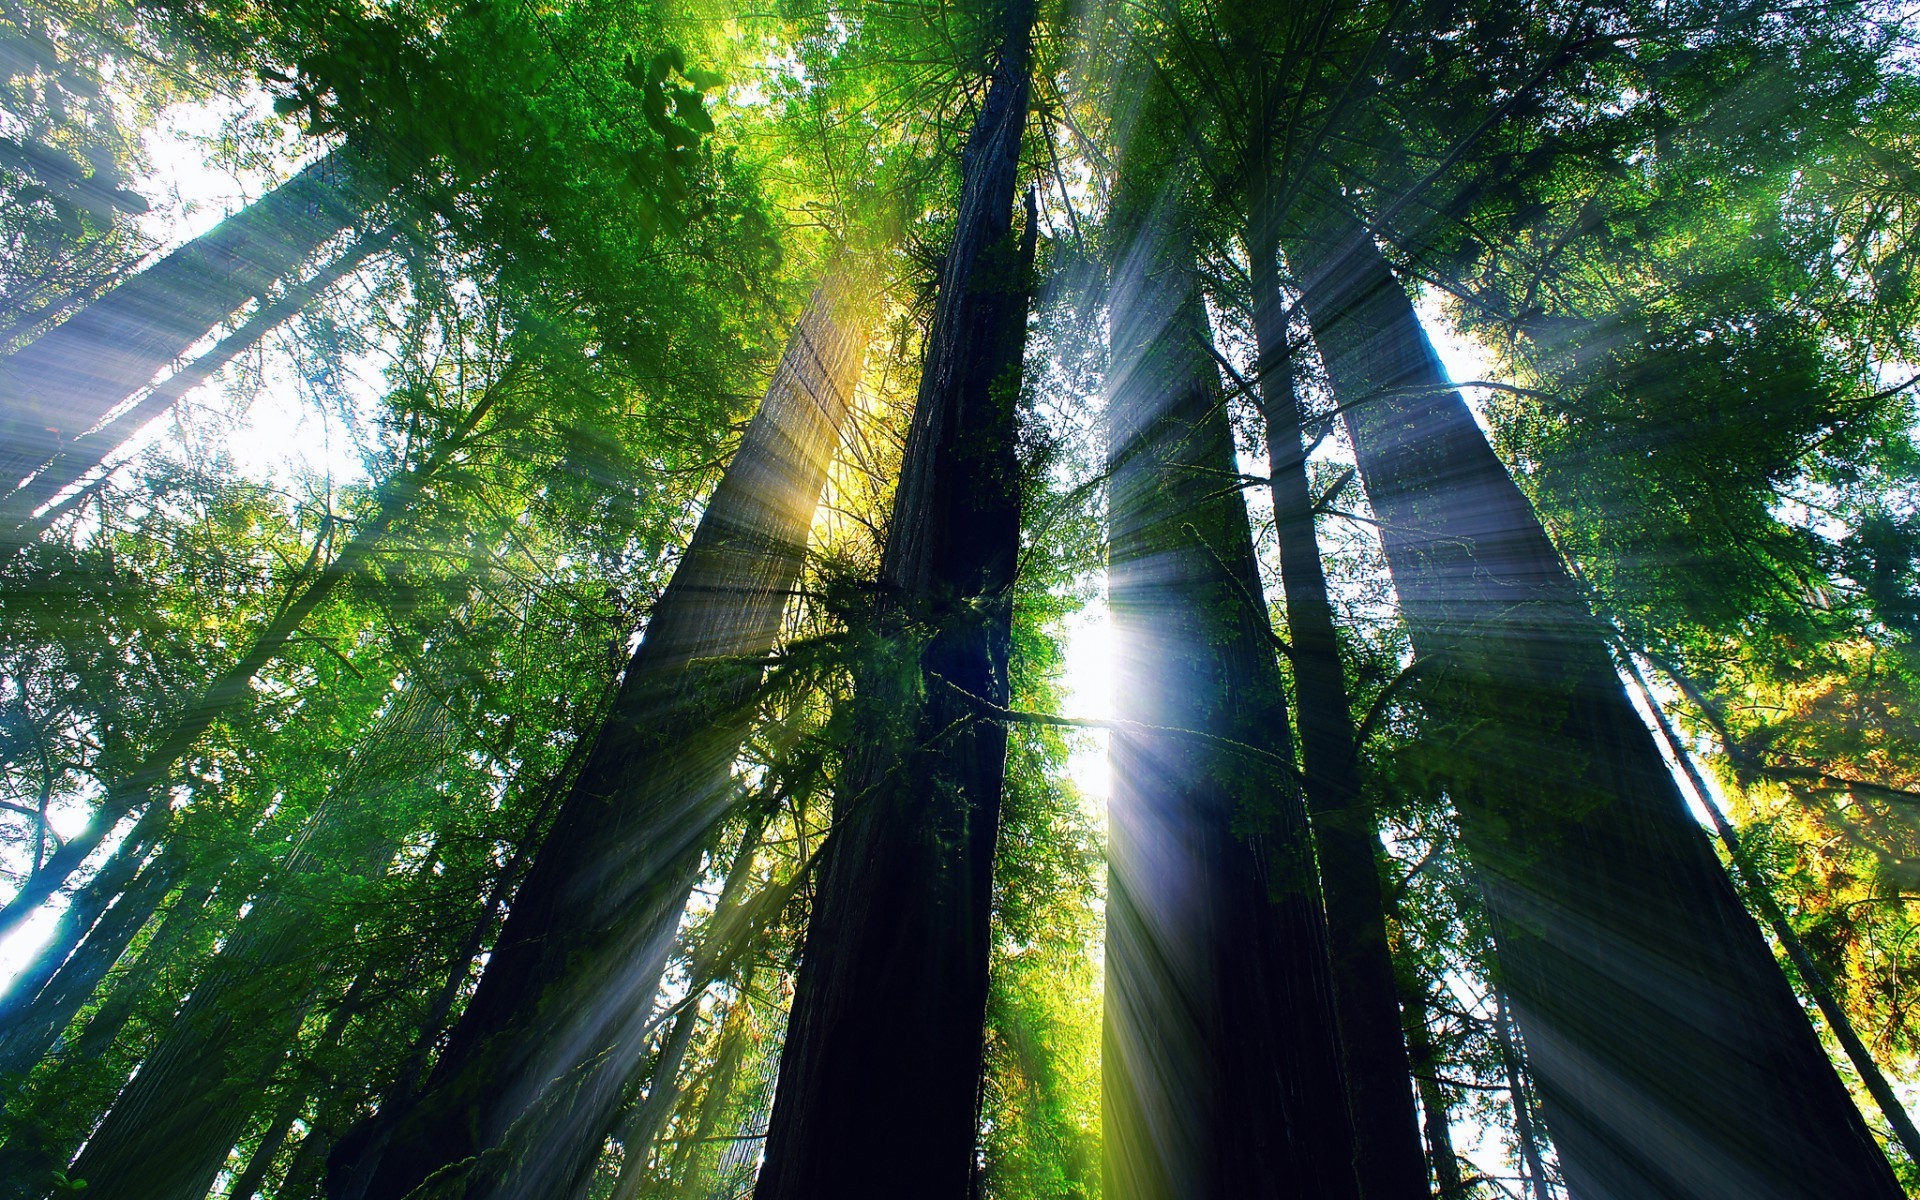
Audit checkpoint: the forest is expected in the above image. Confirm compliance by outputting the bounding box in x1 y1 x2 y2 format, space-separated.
1 0 1918 1196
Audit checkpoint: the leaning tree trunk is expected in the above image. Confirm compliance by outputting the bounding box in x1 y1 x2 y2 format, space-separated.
753 9 1035 1196
1101 214 1362 1200
1289 204 1903 1200
0 842 179 1080
0 148 376 491
0 225 396 543
58 689 453 1200
334 280 869 1200
1245 192 1428 1200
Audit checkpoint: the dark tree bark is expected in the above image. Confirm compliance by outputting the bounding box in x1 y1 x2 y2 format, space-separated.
335 280 868 1200
753 8 1036 1195
228 1082 312 1200
1101 214 1362 1200
0 225 396 543
60 693 451 1200
1622 652 1920 1168
0 384 497 943
1288 205 1903 1200
0 149 376 491
1401 985 1466 1200
1245 194 1428 1200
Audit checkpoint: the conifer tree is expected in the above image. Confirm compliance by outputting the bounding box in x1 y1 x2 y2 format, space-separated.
755 3 1037 1193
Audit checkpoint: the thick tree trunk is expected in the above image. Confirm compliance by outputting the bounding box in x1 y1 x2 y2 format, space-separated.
337 280 868 1200
1246 206 1428 1200
753 10 1035 1195
60 694 449 1200
0 226 396 542
1101 220 1361 1200
0 149 375 490
1289 206 1902 1200
1623 653 1920 1168
0 386 495 942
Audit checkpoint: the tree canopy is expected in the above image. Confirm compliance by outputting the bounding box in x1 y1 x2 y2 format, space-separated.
0 0 1917 1197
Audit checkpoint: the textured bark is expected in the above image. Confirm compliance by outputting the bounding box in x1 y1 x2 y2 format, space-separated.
1290 205 1902 1200
0 149 374 490
61 694 449 1200
1246 202 1428 1200
1101 218 1361 1200
754 10 1035 1195
338 281 868 1200
0 226 395 542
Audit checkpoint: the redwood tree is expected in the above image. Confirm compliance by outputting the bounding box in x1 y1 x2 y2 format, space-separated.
1289 201 1904 1200
334 279 869 1200
753 4 1037 1193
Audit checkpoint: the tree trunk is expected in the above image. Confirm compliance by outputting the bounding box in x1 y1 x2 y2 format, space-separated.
60 693 449 1200
228 1082 311 1200
0 149 375 491
0 384 496 943
1246 199 1428 1200
1288 205 1903 1199
1402 985 1465 1200
0 844 176 1079
753 9 1035 1194
1492 991 1553 1200
0 225 396 543
336 278 868 1200
1623 652 1920 1168
1101 214 1362 1200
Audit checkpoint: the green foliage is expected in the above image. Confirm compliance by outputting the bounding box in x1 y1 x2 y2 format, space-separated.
1 0 1917 1196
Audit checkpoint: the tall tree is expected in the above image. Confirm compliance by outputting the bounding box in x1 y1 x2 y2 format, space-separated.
1102 198 1363 1198
1288 202 1904 1199
1234 20 1429 1187
333 278 869 1200
753 3 1037 1193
